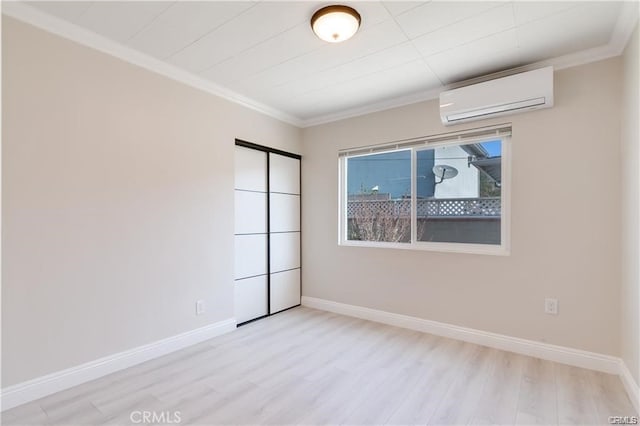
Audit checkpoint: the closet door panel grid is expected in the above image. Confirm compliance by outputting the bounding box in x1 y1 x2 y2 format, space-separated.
234 142 301 324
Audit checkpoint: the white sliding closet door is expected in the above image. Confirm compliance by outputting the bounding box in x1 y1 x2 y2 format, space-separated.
235 142 301 325
234 146 268 324
269 153 301 314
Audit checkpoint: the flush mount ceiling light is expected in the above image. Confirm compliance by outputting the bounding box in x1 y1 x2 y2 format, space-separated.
311 5 361 43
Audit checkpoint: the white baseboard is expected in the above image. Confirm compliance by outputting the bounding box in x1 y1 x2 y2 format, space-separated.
302 296 622 374
619 360 640 414
0 318 236 411
302 296 640 412
3 300 638 415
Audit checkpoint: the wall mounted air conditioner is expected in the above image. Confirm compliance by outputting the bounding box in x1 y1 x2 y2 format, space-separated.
439 66 554 126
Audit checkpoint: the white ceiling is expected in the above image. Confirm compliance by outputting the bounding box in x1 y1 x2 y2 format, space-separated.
9 1 639 126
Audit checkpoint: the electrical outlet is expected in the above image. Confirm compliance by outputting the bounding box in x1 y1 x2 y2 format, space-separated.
544 298 558 315
196 300 205 316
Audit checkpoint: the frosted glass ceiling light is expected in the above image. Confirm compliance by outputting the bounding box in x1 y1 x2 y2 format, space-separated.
311 5 361 43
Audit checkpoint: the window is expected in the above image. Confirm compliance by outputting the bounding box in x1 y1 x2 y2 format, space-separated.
339 126 510 255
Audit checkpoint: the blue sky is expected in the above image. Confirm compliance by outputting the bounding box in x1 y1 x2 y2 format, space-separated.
481 140 502 157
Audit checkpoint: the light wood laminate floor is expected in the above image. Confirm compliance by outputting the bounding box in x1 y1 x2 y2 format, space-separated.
2 307 637 425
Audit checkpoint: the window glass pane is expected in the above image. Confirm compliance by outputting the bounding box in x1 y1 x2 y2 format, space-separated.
416 140 502 245
346 150 411 243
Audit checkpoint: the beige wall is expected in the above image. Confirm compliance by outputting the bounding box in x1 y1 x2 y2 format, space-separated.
621 24 640 385
1 17 301 387
302 58 623 356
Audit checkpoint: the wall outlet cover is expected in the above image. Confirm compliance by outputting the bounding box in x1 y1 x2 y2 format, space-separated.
196 300 205 316
544 298 558 315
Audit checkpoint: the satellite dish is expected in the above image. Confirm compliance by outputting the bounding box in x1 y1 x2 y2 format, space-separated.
433 164 458 184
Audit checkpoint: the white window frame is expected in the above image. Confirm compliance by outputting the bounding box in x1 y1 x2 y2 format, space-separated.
338 133 511 256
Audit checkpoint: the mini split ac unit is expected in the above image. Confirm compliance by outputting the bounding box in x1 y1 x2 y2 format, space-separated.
439 66 554 126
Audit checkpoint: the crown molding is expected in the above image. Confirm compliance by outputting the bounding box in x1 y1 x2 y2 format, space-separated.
1 1 304 128
300 86 443 128
3 1 638 130
534 44 623 72
300 39 629 128
300 4 639 128
610 1 640 56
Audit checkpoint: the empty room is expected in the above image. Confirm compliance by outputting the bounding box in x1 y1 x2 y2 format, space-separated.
2 0 639 425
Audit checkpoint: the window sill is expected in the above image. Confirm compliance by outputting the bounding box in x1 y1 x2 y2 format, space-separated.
338 239 510 256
